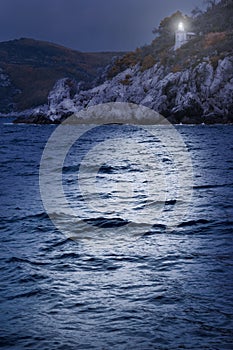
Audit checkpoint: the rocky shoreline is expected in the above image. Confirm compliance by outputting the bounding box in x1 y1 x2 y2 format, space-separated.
12 55 233 125
13 112 233 125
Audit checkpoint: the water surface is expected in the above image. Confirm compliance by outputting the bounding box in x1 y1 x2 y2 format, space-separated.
0 119 233 349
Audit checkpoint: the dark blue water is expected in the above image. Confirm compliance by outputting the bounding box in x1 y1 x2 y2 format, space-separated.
0 118 233 350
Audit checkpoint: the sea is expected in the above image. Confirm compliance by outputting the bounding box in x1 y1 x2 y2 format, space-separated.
0 117 233 350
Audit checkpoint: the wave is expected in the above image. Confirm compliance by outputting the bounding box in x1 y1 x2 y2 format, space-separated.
83 217 129 228
1 211 49 224
194 183 233 189
6 288 44 300
178 219 211 227
51 252 81 260
7 256 49 266
62 165 80 173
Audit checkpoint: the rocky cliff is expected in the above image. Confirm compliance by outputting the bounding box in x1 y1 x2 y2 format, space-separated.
14 55 233 124
12 0 233 124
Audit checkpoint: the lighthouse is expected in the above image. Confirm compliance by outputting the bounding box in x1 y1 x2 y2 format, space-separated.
174 22 196 50
174 22 187 50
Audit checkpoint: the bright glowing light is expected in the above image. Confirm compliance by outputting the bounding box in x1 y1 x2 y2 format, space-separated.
178 22 184 31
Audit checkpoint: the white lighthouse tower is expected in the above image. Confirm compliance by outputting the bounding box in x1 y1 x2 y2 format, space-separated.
174 22 196 50
174 22 187 50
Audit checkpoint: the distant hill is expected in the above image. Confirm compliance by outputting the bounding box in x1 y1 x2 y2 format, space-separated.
0 38 124 112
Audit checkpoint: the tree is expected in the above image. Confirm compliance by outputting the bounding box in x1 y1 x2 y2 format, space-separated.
191 6 203 18
152 11 190 38
203 0 218 9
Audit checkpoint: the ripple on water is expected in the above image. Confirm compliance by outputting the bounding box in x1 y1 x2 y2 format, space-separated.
0 121 233 349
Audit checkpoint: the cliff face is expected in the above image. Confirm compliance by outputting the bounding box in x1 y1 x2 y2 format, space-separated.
72 56 233 123
15 55 233 124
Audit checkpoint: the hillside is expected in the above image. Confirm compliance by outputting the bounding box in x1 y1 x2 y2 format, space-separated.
0 38 124 113
13 0 233 124
108 0 233 78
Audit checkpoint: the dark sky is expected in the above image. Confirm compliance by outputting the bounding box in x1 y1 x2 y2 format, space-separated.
0 0 204 52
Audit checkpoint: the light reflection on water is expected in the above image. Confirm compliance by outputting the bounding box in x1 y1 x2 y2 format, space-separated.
0 119 233 349
40 123 193 243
